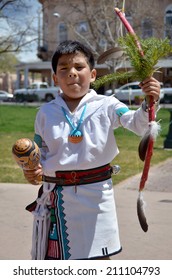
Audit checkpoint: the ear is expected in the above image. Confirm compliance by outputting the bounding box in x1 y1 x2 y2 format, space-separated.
53 73 58 86
90 69 97 83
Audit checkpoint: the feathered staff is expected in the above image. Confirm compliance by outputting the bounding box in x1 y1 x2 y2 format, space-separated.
93 7 172 232
114 7 163 232
116 7 167 232
115 7 155 232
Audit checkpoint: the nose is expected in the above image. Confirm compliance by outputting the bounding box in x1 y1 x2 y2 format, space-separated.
68 73 77 78
68 68 77 78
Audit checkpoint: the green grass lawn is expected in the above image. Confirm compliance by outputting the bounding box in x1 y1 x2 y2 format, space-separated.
0 104 38 183
0 104 171 184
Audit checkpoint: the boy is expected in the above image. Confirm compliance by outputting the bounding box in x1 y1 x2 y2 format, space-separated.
24 40 160 260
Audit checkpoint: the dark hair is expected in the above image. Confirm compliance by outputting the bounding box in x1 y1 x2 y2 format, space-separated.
51 40 95 73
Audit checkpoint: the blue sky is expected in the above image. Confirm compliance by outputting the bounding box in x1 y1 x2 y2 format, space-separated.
1 0 42 62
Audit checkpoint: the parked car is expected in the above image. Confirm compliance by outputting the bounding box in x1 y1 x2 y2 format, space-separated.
162 87 172 103
14 82 61 102
0 90 14 102
105 81 164 104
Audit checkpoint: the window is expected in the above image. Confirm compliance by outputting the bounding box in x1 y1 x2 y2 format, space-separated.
76 21 89 33
40 84 48 89
142 18 153 38
123 85 140 90
99 38 107 48
58 23 68 43
130 85 140 90
165 6 172 43
29 84 37 89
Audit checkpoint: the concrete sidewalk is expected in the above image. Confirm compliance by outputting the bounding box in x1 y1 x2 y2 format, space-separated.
0 158 172 260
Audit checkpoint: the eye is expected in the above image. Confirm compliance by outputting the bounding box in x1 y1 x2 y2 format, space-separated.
76 65 84 70
60 67 67 70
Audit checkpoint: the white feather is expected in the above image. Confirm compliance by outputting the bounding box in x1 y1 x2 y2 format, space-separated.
138 191 146 211
149 121 161 140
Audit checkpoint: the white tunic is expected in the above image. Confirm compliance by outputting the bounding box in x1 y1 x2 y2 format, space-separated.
35 89 148 176
32 89 149 260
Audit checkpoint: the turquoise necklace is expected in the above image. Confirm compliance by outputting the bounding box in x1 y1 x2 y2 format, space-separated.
62 103 87 143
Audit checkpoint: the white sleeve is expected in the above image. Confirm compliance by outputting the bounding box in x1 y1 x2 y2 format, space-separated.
33 109 49 162
119 107 149 136
108 97 149 136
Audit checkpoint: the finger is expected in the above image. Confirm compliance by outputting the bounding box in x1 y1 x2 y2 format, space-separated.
141 80 160 89
142 85 160 100
140 77 160 88
24 168 42 176
24 174 40 185
141 76 157 84
29 180 40 185
144 86 159 94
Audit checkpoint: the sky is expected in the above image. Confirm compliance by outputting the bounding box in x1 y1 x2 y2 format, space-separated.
1 0 42 63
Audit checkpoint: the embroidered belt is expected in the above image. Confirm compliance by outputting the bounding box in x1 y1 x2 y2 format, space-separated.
42 164 112 186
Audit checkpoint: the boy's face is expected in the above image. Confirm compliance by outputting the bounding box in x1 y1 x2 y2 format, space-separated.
53 52 96 100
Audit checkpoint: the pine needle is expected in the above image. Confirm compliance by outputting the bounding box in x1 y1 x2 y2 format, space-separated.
92 71 133 90
92 35 172 89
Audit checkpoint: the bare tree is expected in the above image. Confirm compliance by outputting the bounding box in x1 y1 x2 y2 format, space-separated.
62 0 123 59
125 0 165 38
56 0 126 89
0 0 40 55
58 0 166 92
60 0 165 57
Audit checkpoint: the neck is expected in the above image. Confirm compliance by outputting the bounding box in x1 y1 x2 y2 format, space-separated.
62 94 85 112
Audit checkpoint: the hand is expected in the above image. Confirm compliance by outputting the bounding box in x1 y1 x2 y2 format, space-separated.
23 163 43 185
139 77 160 102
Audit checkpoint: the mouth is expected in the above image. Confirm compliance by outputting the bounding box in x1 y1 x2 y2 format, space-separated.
68 82 80 87
67 78 79 85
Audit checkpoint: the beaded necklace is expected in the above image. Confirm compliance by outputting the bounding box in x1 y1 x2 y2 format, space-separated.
62 103 87 143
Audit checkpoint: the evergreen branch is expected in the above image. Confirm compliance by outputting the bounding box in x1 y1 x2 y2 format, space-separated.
93 35 172 89
92 71 134 90
119 35 172 80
